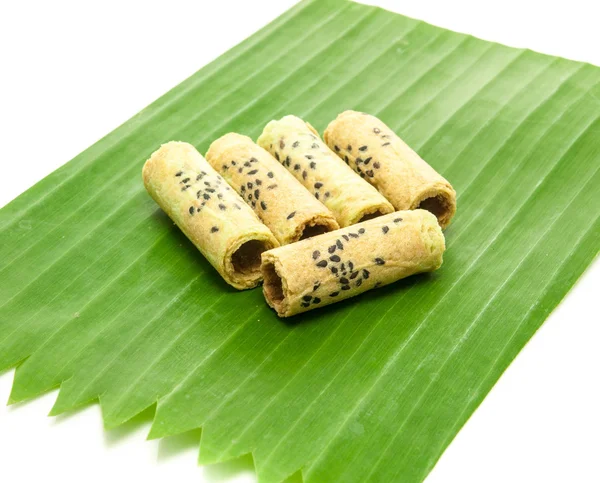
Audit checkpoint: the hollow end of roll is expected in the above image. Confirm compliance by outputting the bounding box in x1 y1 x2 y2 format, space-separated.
413 190 456 229
231 240 268 275
262 261 288 317
358 209 388 223
299 223 331 240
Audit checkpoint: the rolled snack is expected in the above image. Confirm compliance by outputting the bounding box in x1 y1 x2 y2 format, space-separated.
143 141 278 290
257 115 394 227
205 133 339 245
262 209 444 317
323 111 456 229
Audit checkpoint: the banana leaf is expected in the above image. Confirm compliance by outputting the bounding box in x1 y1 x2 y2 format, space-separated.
1 0 599 481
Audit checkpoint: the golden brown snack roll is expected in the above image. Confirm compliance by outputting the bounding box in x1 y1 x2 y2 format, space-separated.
324 111 456 228
143 141 278 289
262 209 445 317
257 115 394 227
206 133 339 245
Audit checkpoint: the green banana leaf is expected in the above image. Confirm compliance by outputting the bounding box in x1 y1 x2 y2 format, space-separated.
1 0 599 481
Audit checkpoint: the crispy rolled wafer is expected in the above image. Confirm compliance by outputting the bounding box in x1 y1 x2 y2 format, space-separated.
261 209 444 317
257 115 394 227
142 141 278 290
324 110 457 229
205 133 339 245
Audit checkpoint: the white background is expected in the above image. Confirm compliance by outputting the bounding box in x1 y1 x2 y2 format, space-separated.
0 1 598 482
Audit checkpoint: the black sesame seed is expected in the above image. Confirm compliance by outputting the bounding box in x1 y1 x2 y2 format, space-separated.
196 190 202 198
366 170 374 177
244 161 251 168
312 250 320 259
336 239 343 250
382 226 389 234
261 201 267 210
248 194 253 201
349 233 358 238
302 171 308 180
216 203 225 211
373 127 381 134
342 234 349 241
238 167 243 173
206 188 215 193
268 184 278 190
360 172 366 178
175 171 183 177
211 226 219 233
382 142 391 147
340 277 349 284
375 258 385 265
204 181 211 186
330 266 338 274
292 141 300 148
241 185 246 192
347 145 352 151
182 177 190 183
375 281 382 288
348 261 354 270
359 228 367 235
234 203 242 210
324 192 330 198
356 279 363 287
363 157 372 165
315 192 320 200
250 157 258 163
267 171 274 178
189 206 195 215
315 182 323 189
275 152 280 161
231 161 237 166
359 145 368 152
340 263 345 272
344 155 349 163
363 269 370 279
255 179 262 186
302 295 312 302
251 201 256 208
248 169 258 175
341 285 351 291
254 189 260 199
317 260 328 268
310 161 316 169
311 143 319 149
313 282 320 291
394 217 403 223
197 207 202 213
217 193 223 199
301 302 310 308
221 164 228 170
203 193 210 200
330 255 341 262
280 139 285 149
305 155 313 160
196 174 204 181
382 134 391 139
247 182 253 189
288 211 296 220
312 297 321 304
334 145 340 152
373 162 380 169
328 245 336 254
284 156 291 167
350 271 359 279
356 157 363 164
293 164 300 171
329 292 339 297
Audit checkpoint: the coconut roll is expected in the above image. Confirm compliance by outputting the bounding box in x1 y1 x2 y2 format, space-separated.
142 141 278 290
261 209 445 317
324 111 457 229
205 133 339 245
257 115 394 227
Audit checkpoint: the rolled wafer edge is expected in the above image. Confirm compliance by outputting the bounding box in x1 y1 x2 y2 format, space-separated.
261 209 445 317
143 141 279 290
324 110 457 229
206 133 339 245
